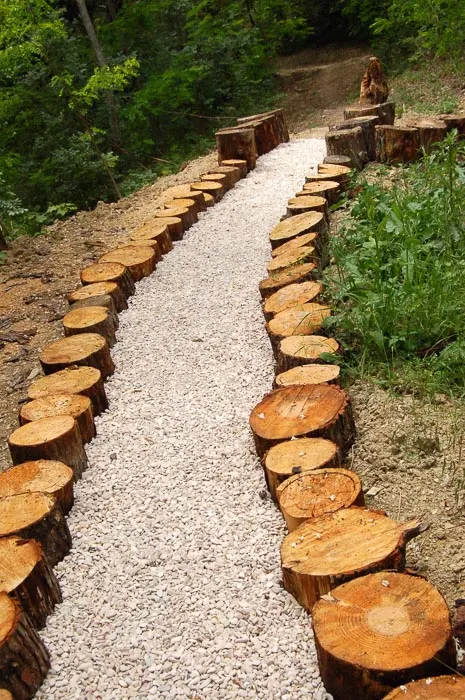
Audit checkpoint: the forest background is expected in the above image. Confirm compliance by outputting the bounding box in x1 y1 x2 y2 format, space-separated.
0 0 463 243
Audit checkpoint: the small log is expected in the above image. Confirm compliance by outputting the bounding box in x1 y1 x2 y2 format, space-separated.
69 295 119 332
323 155 352 167
63 306 117 348
164 197 199 222
301 181 340 205
274 364 340 389
312 164 352 189
263 437 340 503
250 384 356 459
375 125 419 163
27 365 107 416
162 186 207 212
119 240 162 264
406 118 448 153
19 394 95 445
278 468 364 532
39 333 114 378
190 181 224 203
259 263 318 300
0 536 62 629
237 108 289 143
330 115 380 160
313 571 456 700
262 281 322 322
266 246 317 274
219 159 248 177
200 173 229 190
344 100 396 125
269 212 328 250
8 415 88 480
283 510 425 612
277 334 340 372
384 676 465 699
151 214 183 241
130 222 173 254
99 245 156 282
203 192 214 207
326 127 367 170
0 593 50 699
155 206 194 232
209 166 241 188
0 493 72 567
439 112 465 136
287 196 328 218
271 232 318 259
266 304 331 360
216 127 257 170
0 460 74 515
68 280 127 313
81 261 135 298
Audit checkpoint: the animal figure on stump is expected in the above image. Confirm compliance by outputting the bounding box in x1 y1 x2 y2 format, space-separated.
360 57 389 106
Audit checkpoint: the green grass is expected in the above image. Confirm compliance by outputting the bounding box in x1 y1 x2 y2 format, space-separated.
391 61 460 116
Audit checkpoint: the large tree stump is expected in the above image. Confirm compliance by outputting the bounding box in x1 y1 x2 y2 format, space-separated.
216 127 257 170
250 384 355 459
263 437 340 503
313 571 456 700
209 166 241 188
330 116 380 160
80 261 135 298
151 214 183 241
0 460 74 515
266 303 331 360
375 125 419 163
266 246 317 274
439 112 465 136
323 155 352 167
278 468 364 532
69 295 119 332
0 594 50 699
63 306 117 348
27 365 107 416
277 334 340 372
406 118 447 153
262 281 322 322
219 159 248 177
301 181 340 205
274 364 340 389
20 394 95 445
269 212 328 251
282 510 425 613
0 536 62 629
0 493 71 566
164 198 199 223
99 245 156 282
384 676 465 699
237 108 289 143
39 333 114 378
344 101 396 125
68 281 127 313
271 232 319 260
247 117 280 155
325 126 367 170
191 181 224 203
360 57 389 105
8 415 88 480
259 263 318 300
287 196 328 218
130 222 173 254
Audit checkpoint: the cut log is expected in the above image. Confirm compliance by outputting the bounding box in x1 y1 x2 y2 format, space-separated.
162 186 207 212
287 196 328 218
208 166 241 188
325 126 367 170
259 263 318 300
63 306 117 348
283 510 425 612
8 415 88 480
313 571 456 700
375 125 419 163
250 384 356 459
99 245 156 282
247 117 280 154
0 460 74 515
0 536 62 629
266 246 317 274
266 303 331 360
311 164 352 189
323 155 352 167
27 366 107 416
277 334 340 372
263 437 340 503
130 222 173 254
262 281 322 322
278 468 364 532
271 232 319 259
0 593 50 699
39 333 114 378
274 364 341 389
237 108 289 143
155 206 194 232
269 211 328 251
439 112 465 136
151 214 183 241
200 173 229 190
190 181 224 203
301 181 340 205
203 192 214 207
19 394 95 445
216 127 257 170
0 493 72 566
406 118 447 153
164 198 199 222
119 240 162 264
384 676 465 699
80 261 135 298
344 101 396 125
219 159 248 177
330 115 380 160
69 295 119 332
68 280 127 313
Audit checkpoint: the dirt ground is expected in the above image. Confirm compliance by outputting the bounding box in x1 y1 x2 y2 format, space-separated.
2 44 465 613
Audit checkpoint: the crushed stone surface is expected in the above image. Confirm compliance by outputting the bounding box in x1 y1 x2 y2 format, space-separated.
37 139 330 699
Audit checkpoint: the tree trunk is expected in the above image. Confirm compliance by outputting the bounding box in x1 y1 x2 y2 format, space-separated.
406 119 447 153
19 394 96 445
375 125 419 163
286 195 328 218
0 460 74 515
262 280 322 322
81 261 135 298
259 263 318 300
63 306 117 347
344 101 395 125
274 364 340 389
27 365 108 417
439 112 465 136
68 280 127 313
266 303 331 361
269 212 328 250
277 334 340 372
99 245 156 282
325 126 367 170
384 676 465 699
39 333 114 378
216 127 257 170
0 228 7 252
330 116 380 160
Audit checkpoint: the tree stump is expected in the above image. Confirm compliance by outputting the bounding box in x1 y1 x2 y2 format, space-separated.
203 192 214 207
0 493 72 566
68 295 119 332
81 261 135 298
63 306 117 348
163 185 207 211
246 117 280 155
311 164 352 189
259 263 318 300
266 246 317 274
68 280 127 313
406 119 448 153
164 198 199 222
119 240 162 263
287 196 328 218
277 334 340 372
250 384 355 459
219 159 248 177
130 222 173 254
323 155 352 167
156 206 194 232
39 333 114 378
312 571 456 700
209 166 241 188
301 180 340 205
237 109 289 143
200 173 229 190
274 364 340 389
27 365 107 416
266 303 331 360
344 101 395 125
330 116 380 160
151 214 183 241
439 112 465 136
262 281 322 322
384 676 465 699
20 394 95 445
99 245 156 282
0 593 50 699
278 468 364 532
263 437 340 503
271 232 319 260
375 125 419 163
0 460 74 515
325 126 367 170
269 212 328 251
191 181 224 203
0 536 62 629
8 415 88 480
216 127 257 170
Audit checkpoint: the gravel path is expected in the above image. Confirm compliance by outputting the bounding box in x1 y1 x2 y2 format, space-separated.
37 139 329 699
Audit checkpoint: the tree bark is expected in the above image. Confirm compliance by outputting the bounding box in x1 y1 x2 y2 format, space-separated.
375 125 419 163
27 365 108 417
330 116 380 160
407 119 447 153
69 294 120 331
216 127 257 170
439 112 465 137
0 460 74 515
325 126 367 170
0 228 7 252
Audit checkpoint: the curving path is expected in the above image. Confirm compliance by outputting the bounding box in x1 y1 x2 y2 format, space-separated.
37 139 329 699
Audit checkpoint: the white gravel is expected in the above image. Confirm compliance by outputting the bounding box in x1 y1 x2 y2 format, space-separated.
37 139 330 699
